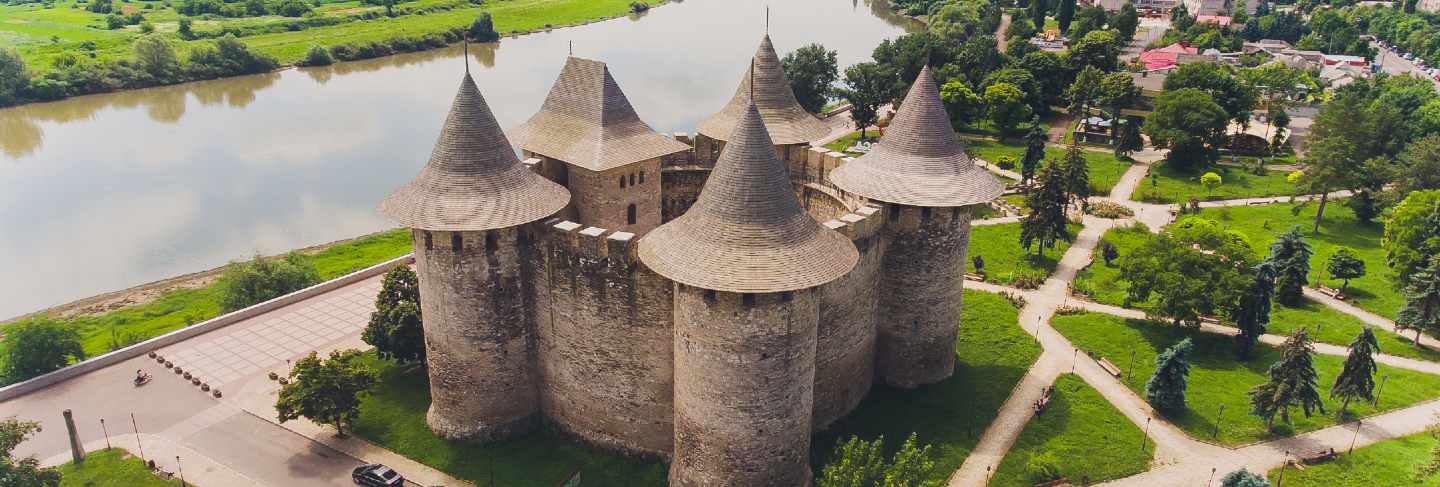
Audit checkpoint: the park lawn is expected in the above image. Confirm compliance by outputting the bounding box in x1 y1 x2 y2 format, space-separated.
967 222 1084 289
990 375 1153 487
1196 201 1402 320
1268 297 1440 362
1052 312 1440 447
813 290 1040 482
58 448 176 487
0 228 413 381
1070 222 1152 307
1266 429 1440 486
1131 163 1294 204
822 130 870 155
964 139 1130 194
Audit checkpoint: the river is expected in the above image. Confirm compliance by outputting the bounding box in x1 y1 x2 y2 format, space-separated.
0 0 917 319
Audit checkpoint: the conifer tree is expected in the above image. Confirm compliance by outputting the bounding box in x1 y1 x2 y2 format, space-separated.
1232 261 1276 360
1028 0 1047 37
1021 117 1047 184
1249 329 1325 430
1146 338 1193 415
1020 159 1073 258
1056 0 1076 35
1267 227 1312 307
1114 119 1143 159
1220 468 1271 487
1397 257 1440 346
1330 327 1379 417
1326 248 1366 292
1061 140 1089 208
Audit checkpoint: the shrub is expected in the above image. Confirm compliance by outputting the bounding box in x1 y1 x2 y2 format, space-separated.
0 47 27 107
302 45 334 66
178 17 194 39
2 319 86 382
1085 200 1134 218
186 34 280 79
1005 269 1049 289
218 252 320 312
1025 452 1063 484
139 21 154 33
469 11 499 42
996 155 1017 170
272 0 311 16
628 1 648 13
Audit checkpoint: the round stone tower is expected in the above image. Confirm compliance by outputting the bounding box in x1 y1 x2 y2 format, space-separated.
377 73 571 440
828 65 1004 388
639 103 857 486
694 34 831 164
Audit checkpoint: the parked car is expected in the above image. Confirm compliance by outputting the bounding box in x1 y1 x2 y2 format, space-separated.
352 464 405 487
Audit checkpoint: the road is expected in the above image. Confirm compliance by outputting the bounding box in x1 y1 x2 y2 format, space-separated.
1373 41 1440 90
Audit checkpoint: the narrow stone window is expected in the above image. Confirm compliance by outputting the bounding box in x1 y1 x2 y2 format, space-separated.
451 233 462 252
423 231 433 250
888 206 899 221
742 293 755 307
780 291 793 302
619 175 626 188
627 204 637 225
921 207 932 220
704 289 716 303
639 171 645 184
629 173 636 186
485 232 497 255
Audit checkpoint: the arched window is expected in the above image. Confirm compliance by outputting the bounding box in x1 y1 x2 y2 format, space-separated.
639 171 645 184
629 173 636 186
451 233 463 251
627 204 637 225
619 175 626 188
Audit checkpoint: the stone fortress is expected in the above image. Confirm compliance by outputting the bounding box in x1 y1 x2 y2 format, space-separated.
377 32 1003 486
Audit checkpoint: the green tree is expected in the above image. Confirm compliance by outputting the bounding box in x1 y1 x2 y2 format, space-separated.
1122 229 1250 327
1267 227 1312 307
1385 134 1440 202
840 62 889 141
939 80 982 129
1383 190 1440 286
1163 62 1257 131
1396 258 1440 345
217 253 321 312
1020 159 1073 258
781 43 839 114
303 45 334 67
1248 329 1325 430
177 17 194 40
1097 72 1139 127
1056 0 1076 34
1200 172 1222 196
1330 327 1379 417
1061 140 1089 206
1068 30 1121 72
1326 248 1365 292
1232 261 1276 360
1144 88 1228 171
362 267 425 364
1065 65 1102 119
469 12 499 42
1021 116 1047 184
984 82 1031 141
0 417 61 487
1028 0 1047 38
1145 338 1193 415
1219 468 1271 487
275 350 377 437
132 34 180 83
1114 2 1140 41
0 47 25 107
1114 119 1143 159
817 434 939 487
1 320 85 383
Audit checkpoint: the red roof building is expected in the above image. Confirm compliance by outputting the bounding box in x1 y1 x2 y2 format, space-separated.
1138 43 1199 71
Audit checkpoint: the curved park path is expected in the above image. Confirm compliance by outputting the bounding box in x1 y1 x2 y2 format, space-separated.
954 152 1440 486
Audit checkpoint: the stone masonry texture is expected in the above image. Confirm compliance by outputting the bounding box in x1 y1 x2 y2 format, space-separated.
412 228 539 441
874 205 975 388
670 286 817 487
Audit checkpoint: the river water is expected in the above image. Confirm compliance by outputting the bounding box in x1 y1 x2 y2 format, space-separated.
0 0 916 318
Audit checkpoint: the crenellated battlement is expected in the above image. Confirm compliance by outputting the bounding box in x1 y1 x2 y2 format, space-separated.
823 204 884 242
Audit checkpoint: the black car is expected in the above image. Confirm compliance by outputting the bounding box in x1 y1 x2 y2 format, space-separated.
352 464 405 486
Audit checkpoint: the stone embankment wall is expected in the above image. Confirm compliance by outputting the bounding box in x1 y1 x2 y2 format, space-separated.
670 286 818 487
873 206 976 388
529 219 675 458
412 228 539 441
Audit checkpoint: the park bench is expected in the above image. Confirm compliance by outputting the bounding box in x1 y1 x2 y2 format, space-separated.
1098 357 1123 378
1034 479 1073 487
1198 315 1221 326
1301 448 1338 465
1034 386 1053 415
964 272 986 281
1317 285 1347 301
1248 201 1267 206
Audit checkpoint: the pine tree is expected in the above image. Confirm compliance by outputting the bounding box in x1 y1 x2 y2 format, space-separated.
1020 159 1073 258
1028 0 1047 37
1397 257 1440 346
1249 329 1325 430
1114 119 1143 159
1146 338 1194 415
1330 327 1379 418
1220 468 1271 487
1326 248 1366 292
1056 0 1076 35
1021 117 1047 184
1061 140 1089 208
1232 261 1276 360
1267 227 1312 307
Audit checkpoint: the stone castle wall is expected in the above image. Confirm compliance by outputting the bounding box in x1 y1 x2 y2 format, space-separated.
670 286 817 487
411 227 539 441
874 205 976 388
813 205 884 430
529 219 675 458
527 154 662 234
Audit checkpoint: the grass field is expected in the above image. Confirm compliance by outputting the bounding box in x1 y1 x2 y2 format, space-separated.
823 130 870 155
1132 163 1294 204
58 448 177 487
813 289 1041 482
1070 222 1151 306
967 222 1084 288
2 0 659 79
964 139 1131 194
990 375 1153 487
1196 201 1402 320
1052 312 1440 446
0 228 412 383
1267 429 1440 486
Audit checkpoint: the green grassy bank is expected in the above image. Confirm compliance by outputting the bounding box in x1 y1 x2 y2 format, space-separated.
58 448 179 486
990 375 1152 487
1267 430 1440 486
967 221 1083 289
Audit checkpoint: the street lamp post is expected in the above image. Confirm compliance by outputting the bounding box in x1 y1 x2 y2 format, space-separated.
130 413 144 462
99 419 110 450
1277 450 1290 487
1206 467 1217 487
1350 420 1363 454
1072 348 1080 373
1141 417 1152 452
176 455 185 487
1212 404 1226 439
1375 375 1389 405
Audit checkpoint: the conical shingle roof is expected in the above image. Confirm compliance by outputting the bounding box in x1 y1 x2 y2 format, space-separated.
828 65 1004 207
695 35 831 145
639 102 857 293
510 57 691 172
379 74 571 231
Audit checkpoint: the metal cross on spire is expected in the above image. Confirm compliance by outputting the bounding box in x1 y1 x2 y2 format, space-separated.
463 38 470 75
765 6 769 34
